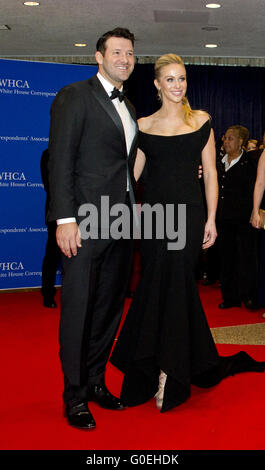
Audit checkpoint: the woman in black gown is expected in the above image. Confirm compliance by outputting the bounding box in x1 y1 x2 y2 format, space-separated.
110 54 265 413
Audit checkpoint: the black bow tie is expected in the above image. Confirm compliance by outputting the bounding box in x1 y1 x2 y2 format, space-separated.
110 87 125 102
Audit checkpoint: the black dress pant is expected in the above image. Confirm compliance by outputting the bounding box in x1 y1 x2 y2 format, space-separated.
41 222 61 300
60 202 134 405
203 239 220 282
218 220 259 304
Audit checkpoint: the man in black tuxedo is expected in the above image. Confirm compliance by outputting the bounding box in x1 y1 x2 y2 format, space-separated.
48 27 138 429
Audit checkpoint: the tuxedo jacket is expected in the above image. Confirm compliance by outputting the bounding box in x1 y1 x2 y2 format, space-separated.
217 151 257 223
47 75 138 223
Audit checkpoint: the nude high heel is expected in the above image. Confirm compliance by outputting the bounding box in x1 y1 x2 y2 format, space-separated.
155 370 167 409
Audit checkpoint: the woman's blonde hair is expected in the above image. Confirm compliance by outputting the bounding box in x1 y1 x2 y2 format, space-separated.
154 53 208 128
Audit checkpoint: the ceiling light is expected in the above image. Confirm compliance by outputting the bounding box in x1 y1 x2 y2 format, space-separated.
202 26 219 31
23 2 40 6
205 44 218 48
74 43 87 47
206 3 221 8
0 25 11 30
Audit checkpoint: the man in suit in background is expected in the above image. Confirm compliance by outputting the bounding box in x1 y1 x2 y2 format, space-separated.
48 27 138 429
40 148 61 308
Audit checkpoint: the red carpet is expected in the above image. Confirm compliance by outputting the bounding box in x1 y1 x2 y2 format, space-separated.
198 283 265 327
0 289 265 450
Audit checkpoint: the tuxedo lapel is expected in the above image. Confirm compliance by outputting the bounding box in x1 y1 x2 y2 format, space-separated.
127 129 138 161
124 96 136 122
88 75 126 146
88 75 138 161
124 96 138 160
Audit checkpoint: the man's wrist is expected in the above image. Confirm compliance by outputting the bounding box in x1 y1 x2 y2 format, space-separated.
57 217 76 225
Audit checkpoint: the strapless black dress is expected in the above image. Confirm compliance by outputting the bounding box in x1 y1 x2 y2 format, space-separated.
110 121 265 412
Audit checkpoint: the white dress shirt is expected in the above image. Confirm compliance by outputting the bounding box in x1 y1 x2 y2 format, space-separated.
97 72 136 157
221 150 243 171
57 72 136 225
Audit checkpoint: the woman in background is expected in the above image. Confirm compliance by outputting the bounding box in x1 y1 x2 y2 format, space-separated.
251 148 265 318
217 125 259 310
251 149 265 229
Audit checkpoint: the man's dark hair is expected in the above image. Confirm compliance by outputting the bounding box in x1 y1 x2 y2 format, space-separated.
96 27 135 55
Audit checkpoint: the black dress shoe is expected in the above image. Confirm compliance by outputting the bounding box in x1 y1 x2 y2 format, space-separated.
219 301 241 309
87 383 126 410
43 297 57 308
243 299 259 311
64 401 96 430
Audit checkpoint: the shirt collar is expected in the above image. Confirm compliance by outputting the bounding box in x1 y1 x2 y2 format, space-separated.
222 150 243 166
97 72 123 97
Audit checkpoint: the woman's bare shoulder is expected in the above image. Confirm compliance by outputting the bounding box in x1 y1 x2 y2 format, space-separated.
194 110 211 127
137 114 157 132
